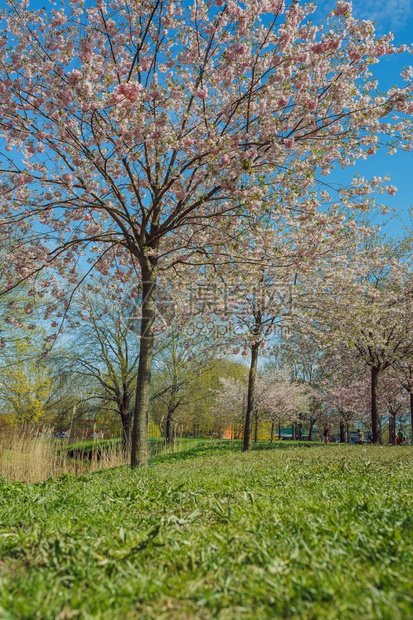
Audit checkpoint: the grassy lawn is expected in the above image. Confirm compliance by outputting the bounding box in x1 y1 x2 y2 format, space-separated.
0 443 412 619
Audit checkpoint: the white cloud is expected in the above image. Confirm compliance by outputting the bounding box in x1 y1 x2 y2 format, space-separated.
317 0 413 33
352 0 413 32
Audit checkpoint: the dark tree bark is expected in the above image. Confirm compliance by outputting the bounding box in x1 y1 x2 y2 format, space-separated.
254 409 258 443
278 422 281 441
119 388 131 453
121 411 131 453
378 415 383 443
371 365 380 444
131 266 157 468
165 408 174 443
270 421 274 443
165 331 180 443
340 419 345 443
410 392 413 445
243 341 260 452
389 414 396 445
308 418 314 442
165 391 179 444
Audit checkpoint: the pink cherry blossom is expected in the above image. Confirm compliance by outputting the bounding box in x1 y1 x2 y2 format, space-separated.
0 0 411 466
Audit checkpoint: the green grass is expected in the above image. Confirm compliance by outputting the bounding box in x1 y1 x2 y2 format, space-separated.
0 443 412 619
148 438 324 465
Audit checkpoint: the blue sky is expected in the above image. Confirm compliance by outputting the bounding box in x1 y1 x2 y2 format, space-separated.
317 0 413 235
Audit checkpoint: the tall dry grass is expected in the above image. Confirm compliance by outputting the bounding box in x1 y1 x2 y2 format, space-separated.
0 428 128 483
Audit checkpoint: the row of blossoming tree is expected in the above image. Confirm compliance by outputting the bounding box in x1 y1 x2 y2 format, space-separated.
0 0 412 465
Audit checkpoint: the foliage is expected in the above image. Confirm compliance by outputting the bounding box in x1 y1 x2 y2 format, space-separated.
152 357 248 437
150 327 218 439
54 285 141 446
0 336 52 426
1 0 411 464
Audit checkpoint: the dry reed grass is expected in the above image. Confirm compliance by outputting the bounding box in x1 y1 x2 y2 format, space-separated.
0 428 128 483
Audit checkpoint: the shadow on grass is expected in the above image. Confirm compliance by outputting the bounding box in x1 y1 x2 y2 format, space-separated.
62 438 328 474
70 439 332 480
148 439 325 466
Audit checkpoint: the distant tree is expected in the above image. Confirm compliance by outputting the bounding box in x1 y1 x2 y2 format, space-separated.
274 335 326 440
255 371 309 442
56 287 140 451
379 373 407 445
0 336 52 426
299 236 413 443
1 0 410 467
151 327 216 442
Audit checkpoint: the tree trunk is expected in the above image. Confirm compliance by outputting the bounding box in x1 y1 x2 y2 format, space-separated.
243 341 260 452
165 408 174 443
254 409 258 443
166 329 178 444
278 422 281 441
389 414 396 445
410 392 413 445
308 418 314 442
120 391 131 453
371 365 379 444
346 422 349 443
340 419 345 443
270 421 274 443
121 411 131 454
131 267 157 468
